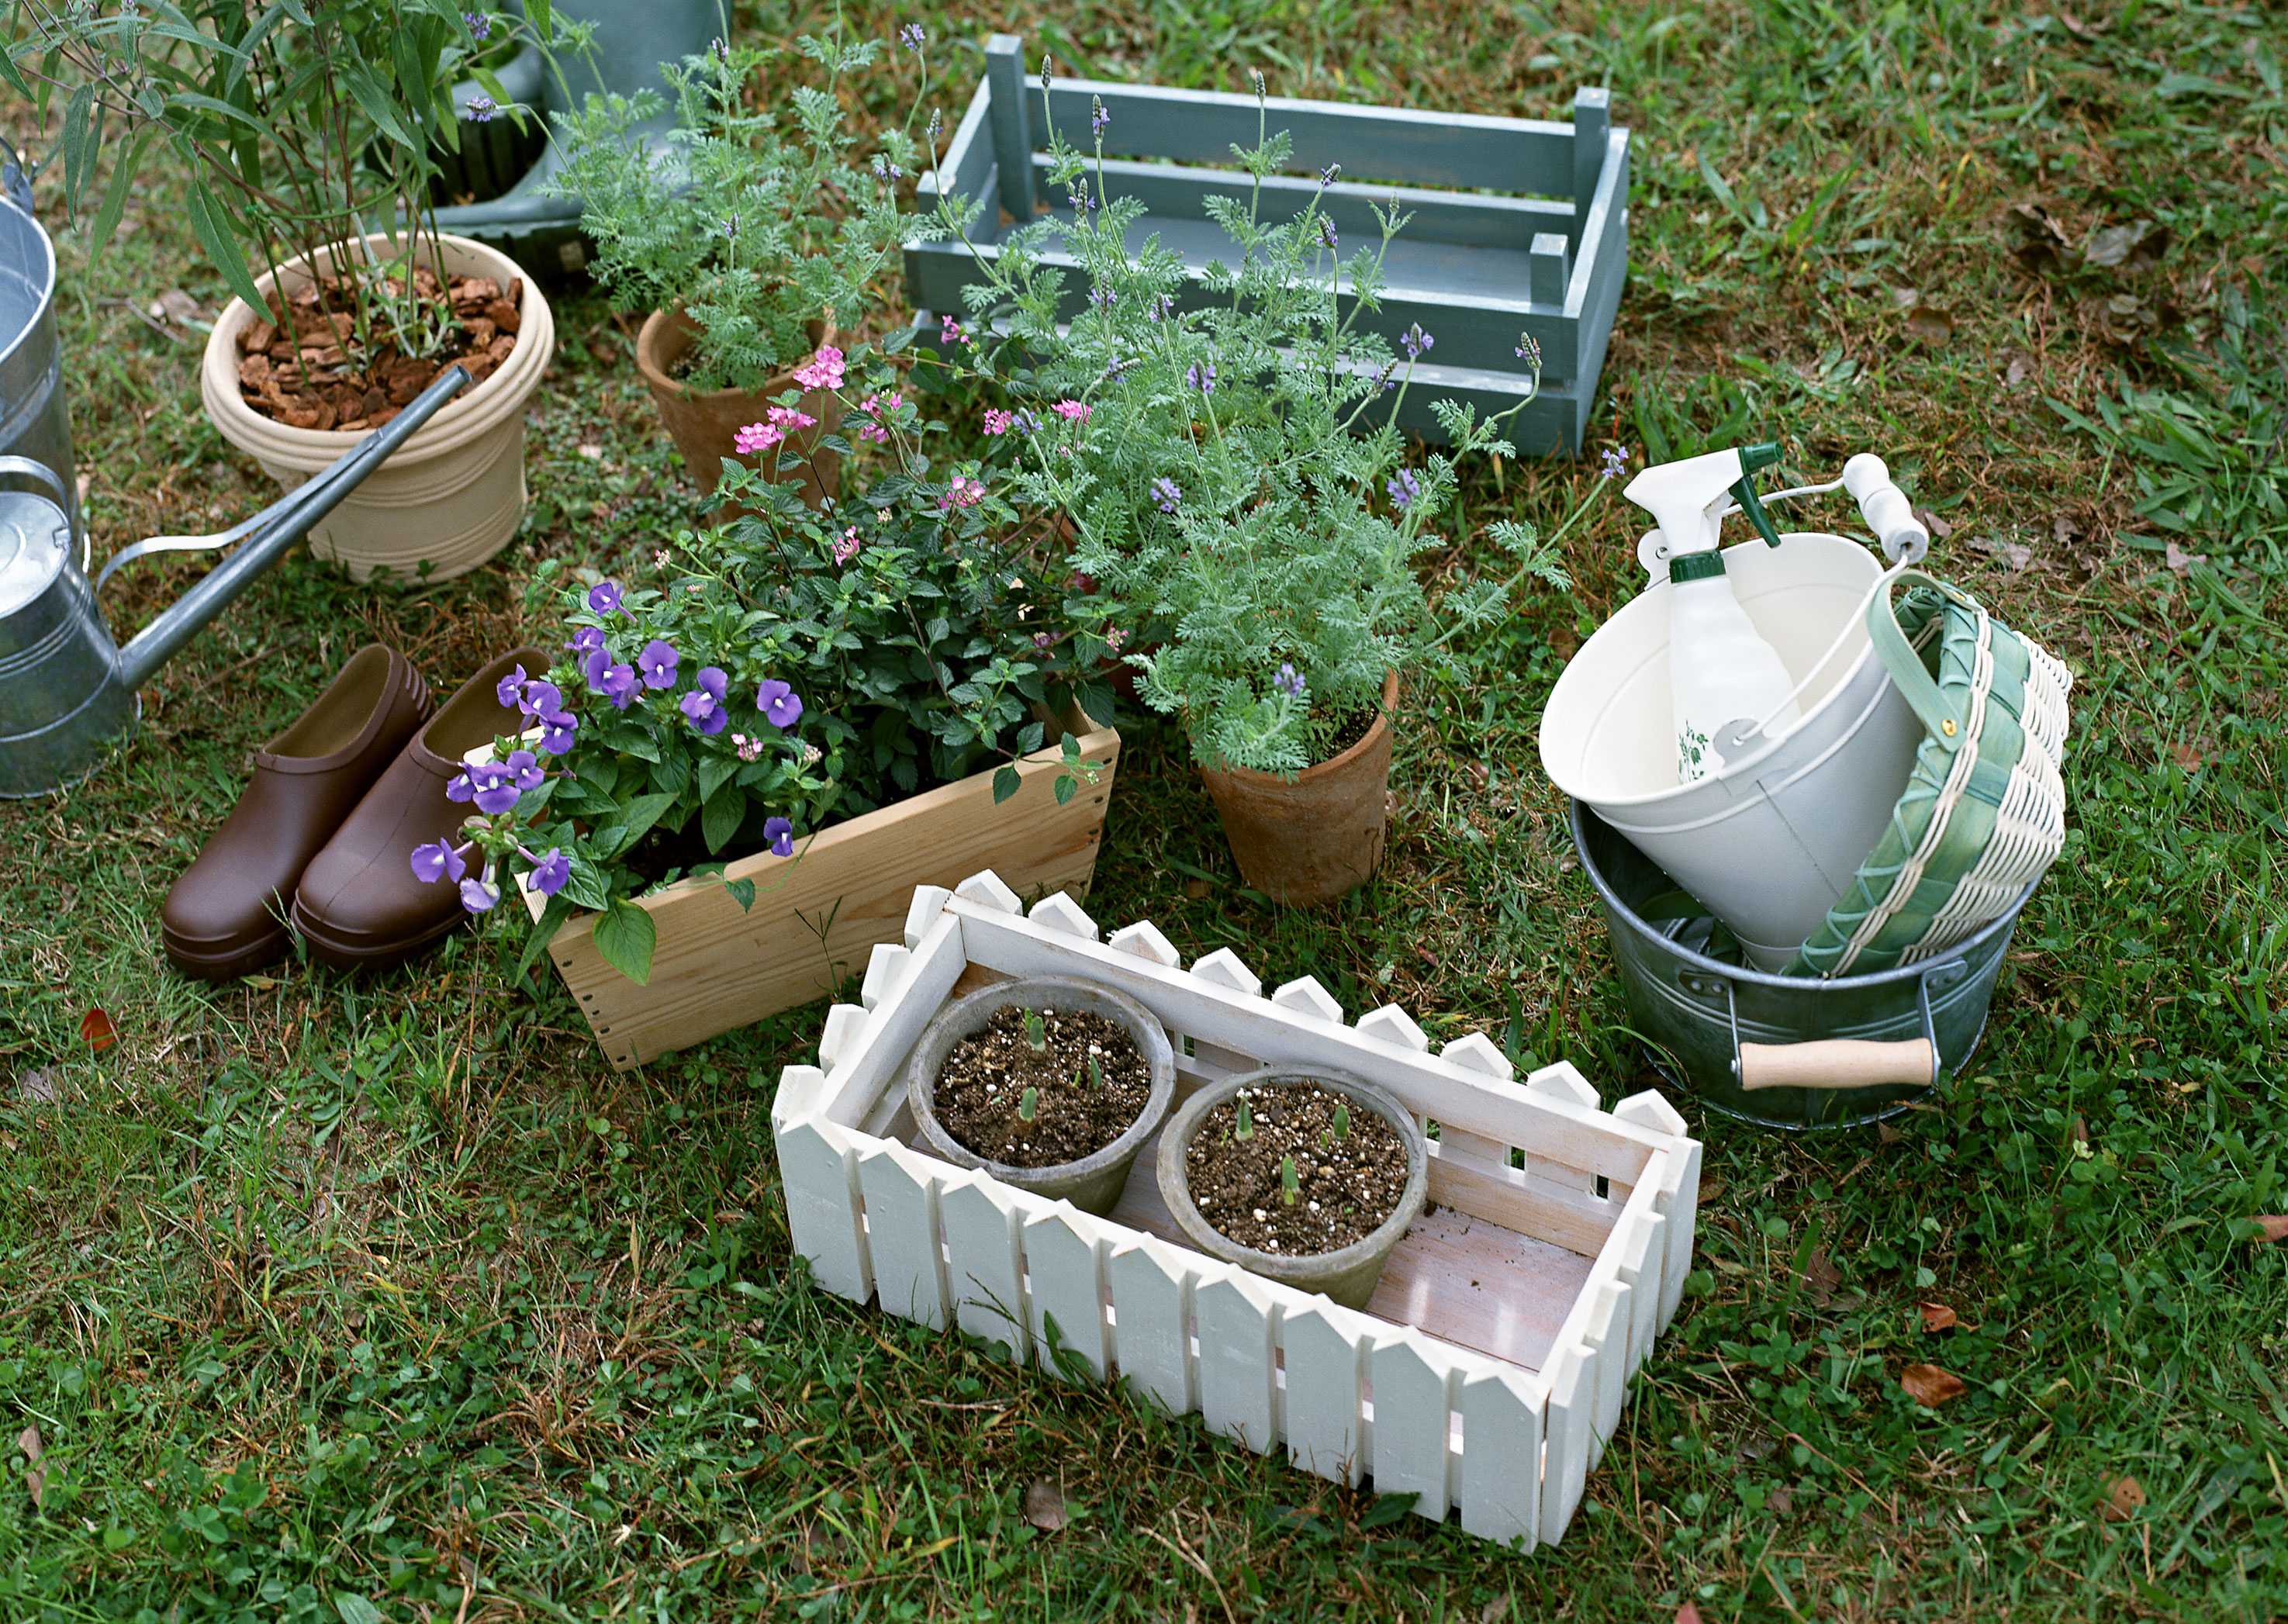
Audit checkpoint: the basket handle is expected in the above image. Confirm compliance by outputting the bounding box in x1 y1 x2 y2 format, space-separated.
1739 1038 1937 1091
1865 566 1980 754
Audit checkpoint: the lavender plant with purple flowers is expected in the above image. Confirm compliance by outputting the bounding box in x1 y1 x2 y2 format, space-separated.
920 73 1567 775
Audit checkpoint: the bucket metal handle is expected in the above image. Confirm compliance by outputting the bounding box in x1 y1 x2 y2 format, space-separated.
1685 960 1960 1092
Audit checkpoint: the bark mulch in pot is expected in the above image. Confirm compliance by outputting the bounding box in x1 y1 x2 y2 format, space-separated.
234 268 523 431
932 1004 1154 1168
1185 1081 1409 1255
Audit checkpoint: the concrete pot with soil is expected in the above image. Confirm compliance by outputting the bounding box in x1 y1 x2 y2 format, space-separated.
906 976 1175 1218
634 306 840 509
199 231 553 583
1198 669 1399 904
1156 1066 1429 1311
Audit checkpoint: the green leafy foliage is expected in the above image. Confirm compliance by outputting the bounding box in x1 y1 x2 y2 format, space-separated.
545 32 938 391
932 91 1564 776
9 0 551 344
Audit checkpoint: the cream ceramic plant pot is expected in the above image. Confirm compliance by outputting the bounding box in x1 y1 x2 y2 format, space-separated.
199 231 555 583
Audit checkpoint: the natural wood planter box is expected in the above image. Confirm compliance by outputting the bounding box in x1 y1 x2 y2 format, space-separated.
772 872 1702 1548
525 723 1121 1070
904 34 1630 456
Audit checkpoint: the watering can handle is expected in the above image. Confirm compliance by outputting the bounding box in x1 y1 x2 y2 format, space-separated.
0 454 71 512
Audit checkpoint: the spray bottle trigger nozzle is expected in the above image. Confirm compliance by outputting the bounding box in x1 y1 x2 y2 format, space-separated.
1730 473 1786 548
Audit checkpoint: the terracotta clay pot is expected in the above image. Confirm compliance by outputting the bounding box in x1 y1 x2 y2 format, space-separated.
1198 669 1399 904
634 306 839 509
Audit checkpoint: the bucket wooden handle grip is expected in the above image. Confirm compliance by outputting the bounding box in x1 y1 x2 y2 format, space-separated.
1738 1038 1936 1092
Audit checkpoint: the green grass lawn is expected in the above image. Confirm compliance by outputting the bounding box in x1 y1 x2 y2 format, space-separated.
5 1 2287 1619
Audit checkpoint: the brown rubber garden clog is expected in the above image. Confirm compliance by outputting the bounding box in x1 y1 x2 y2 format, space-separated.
291 646 551 972
161 644 433 982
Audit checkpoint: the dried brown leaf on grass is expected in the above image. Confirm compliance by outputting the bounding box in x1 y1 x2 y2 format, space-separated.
80 1007 117 1052
1798 1249 1842 1308
1918 1301 1960 1333
2166 541 2208 575
17 1425 40 1511
2251 1216 2288 1243
1675 1604 1706 1624
1904 306 1956 346
2101 1474 2147 1521
1023 1477 1069 1531
1900 1363 1967 1405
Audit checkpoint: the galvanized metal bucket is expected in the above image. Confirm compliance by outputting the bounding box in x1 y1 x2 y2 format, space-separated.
0 194 78 543
1571 800 2035 1129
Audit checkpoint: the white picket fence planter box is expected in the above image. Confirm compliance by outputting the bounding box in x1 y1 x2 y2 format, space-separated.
771 872 1701 1549
904 35 1630 455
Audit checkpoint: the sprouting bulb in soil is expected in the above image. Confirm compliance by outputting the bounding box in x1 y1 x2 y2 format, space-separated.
1281 1155 1300 1207
1234 1096 1255 1142
1023 1010 1048 1052
1018 1086 1039 1121
1087 1054 1102 1089
1331 1103 1351 1139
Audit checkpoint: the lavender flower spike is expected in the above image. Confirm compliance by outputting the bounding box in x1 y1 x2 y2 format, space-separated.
1273 662 1307 700
1387 468 1422 512
1151 476 1181 514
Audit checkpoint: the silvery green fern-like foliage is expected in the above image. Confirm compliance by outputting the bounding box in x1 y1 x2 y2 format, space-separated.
938 86 1567 777
548 33 936 393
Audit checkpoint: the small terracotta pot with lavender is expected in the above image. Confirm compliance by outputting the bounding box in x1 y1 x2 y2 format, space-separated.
634 307 840 509
1197 669 1401 904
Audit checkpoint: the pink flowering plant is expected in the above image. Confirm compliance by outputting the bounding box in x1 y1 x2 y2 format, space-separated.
699 335 1111 807
426 336 1110 984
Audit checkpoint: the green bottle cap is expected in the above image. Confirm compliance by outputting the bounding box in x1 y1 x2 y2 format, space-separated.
1740 441 1784 475
1668 551 1729 583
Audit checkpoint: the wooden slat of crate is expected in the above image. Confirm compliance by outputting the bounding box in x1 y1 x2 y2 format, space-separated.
532 722 1116 1069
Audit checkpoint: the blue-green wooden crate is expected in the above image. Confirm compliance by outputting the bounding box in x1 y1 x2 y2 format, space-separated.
903 35 1629 455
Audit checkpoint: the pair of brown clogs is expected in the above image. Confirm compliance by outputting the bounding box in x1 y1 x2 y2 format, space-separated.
161 643 549 980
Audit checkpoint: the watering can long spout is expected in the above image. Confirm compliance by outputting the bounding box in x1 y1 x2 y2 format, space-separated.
110 365 470 690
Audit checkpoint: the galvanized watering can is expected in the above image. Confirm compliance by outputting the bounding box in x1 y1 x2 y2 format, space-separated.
0 365 471 797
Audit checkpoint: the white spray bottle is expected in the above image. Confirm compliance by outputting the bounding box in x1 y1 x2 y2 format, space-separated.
1623 442 1801 783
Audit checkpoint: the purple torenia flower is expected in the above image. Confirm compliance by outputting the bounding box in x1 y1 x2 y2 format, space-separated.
568 625 606 658
638 639 679 689
757 679 803 730
519 679 562 719
763 816 794 858
523 846 570 896
472 763 521 815
504 748 545 791
496 665 529 708
1273 662 1307 700
460 871 501 912
1387 468 1421 511
582 647 613 689
410 839 468 884
1151 476 1181 514
680 665 730 734
446 766 478 803
600 662 639 710
537 710 579 755
588 580 623 617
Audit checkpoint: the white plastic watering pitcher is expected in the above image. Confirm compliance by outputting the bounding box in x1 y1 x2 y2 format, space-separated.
1540 449 1935 970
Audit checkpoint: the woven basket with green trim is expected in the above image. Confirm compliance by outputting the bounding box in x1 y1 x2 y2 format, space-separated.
1789 571 2074 979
